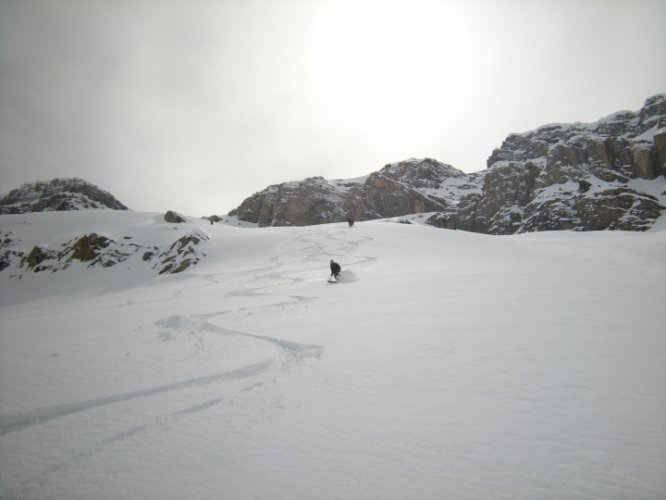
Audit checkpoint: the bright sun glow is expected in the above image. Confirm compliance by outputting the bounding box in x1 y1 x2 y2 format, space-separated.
311 0 471 124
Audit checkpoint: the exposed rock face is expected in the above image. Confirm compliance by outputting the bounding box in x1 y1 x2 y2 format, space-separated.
229 159 466 227
448 94 666 233
0 178 128 214
361 172 447 219
231 177 348 226
70 233 112 262
164 210 187 223
23 245 54 271
426 211 458 230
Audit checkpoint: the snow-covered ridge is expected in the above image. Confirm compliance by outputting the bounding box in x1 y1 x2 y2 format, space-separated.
491 93 666 167
512 93 665 141
0 177 128 214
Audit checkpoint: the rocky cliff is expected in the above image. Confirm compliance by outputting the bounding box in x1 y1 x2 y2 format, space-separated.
229 158 477 227
229 95 666 233
449 94 666 233
0 178 128 214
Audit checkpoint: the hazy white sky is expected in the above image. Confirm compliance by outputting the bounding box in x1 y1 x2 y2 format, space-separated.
1 0 664 216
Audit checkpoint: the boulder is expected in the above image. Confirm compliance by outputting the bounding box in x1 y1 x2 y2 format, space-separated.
164 211 187 223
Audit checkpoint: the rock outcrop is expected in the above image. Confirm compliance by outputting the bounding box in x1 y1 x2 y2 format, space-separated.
70 233 112 262
230 176 350 226
360 172 448 219
0 178 128 214
448 94 666 234
2 227 208 276
164 210 187 223
154 234 207 274
229 159 470 227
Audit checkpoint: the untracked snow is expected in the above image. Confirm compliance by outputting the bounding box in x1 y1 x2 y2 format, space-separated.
0 211 665 499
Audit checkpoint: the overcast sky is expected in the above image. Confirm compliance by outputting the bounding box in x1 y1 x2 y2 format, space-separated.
1 0 664 216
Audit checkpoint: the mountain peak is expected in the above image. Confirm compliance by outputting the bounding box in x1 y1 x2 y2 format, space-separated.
379 158 466 189
0 177 129 214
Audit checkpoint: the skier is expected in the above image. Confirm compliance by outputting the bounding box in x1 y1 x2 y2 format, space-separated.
330 259 341 280
347 217 354 227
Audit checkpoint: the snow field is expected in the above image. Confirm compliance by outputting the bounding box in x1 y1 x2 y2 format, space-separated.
1 212 665 499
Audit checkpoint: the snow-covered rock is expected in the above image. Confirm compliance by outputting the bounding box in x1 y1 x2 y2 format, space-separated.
452 94 666 233
378 157 464 189
0 210 209 278
0 177 128 214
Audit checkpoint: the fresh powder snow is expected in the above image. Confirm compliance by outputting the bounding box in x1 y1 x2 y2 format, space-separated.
1 210 665 499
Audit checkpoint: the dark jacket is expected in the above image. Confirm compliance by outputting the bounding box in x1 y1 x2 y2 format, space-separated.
330 261 341 276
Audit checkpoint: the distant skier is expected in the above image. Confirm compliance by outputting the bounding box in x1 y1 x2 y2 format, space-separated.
330 259 341 279
347 217 354 227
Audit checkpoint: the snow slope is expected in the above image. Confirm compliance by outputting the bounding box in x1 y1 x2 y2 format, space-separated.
1 211 665 499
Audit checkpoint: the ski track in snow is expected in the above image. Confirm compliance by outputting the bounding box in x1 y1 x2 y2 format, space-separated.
10 395 228 495
2 216 665 498
0 360 274 436
0 321 322 496
0 226 351 494
0 227 343 436
155 314 324 365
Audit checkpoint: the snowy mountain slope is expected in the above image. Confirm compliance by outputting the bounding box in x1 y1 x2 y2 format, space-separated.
1 210 665 499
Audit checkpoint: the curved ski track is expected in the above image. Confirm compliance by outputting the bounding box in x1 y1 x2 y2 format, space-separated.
0 225 373 496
